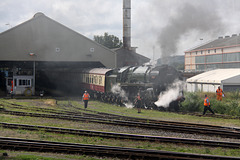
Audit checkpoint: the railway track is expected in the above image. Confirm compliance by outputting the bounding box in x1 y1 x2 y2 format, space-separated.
0 122 239 149
1 109 240 139
3 102 240 133
0 137 239 160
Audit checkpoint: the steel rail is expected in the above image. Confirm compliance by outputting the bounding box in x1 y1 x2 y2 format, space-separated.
69 105 240 131
0 137 239 160
1 109 240 139
0 122 240 149
4 102 240 133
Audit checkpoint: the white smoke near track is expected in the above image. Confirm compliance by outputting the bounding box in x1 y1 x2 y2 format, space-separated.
124 102 134 109
111 84 134 109
154 80 184 108
111 84 127 98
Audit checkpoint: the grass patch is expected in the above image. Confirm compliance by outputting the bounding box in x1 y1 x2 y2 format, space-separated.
0 98 240 158
0 128 239 158
0 150 112 160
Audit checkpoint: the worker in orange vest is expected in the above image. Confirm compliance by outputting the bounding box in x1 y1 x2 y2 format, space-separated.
134 93 142 113
82 91 90 109
10 80 13 99
203 94 215 115
216 86 224 101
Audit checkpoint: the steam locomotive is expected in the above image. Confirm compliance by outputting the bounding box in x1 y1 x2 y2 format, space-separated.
80 65 184 111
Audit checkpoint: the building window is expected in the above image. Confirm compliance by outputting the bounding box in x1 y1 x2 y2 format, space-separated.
223 52 240 62
206 54 222 63
214 49 216 53
18 79 31 86
208 50 210 53
201 51 203 54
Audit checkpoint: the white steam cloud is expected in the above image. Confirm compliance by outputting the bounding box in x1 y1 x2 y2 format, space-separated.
111 84 127 98
154 80 184 108
111 84 134 109
124 102 134 109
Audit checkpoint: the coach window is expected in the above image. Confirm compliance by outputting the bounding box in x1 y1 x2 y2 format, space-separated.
94 76 97 84
99 77 102 85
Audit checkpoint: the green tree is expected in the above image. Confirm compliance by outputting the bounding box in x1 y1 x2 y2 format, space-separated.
94 32 123 49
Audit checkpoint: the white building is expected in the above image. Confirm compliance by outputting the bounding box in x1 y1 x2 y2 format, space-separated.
185 34 240 72
186 69 240 92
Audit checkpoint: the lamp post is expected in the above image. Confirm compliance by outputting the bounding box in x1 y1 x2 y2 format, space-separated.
29 53 36 95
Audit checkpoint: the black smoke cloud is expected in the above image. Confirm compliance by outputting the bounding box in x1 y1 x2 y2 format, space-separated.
158 2 225 58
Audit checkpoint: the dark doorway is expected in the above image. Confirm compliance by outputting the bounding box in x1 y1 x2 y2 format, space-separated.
0 72 6 96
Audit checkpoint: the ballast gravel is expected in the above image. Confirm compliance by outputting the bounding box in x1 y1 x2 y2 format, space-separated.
77 122 240 143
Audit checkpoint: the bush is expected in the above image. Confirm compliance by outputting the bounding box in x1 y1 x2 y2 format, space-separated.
225 100 240 116
210 99 227 114
181 92 240 116
228 89 240 100
181 92 202 112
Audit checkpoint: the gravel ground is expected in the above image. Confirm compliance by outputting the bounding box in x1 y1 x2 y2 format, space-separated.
77 121 240 143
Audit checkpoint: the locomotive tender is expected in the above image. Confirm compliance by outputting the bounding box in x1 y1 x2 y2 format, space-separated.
81 65 184 111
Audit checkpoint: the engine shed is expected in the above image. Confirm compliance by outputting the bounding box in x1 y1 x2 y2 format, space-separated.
0 13 149 96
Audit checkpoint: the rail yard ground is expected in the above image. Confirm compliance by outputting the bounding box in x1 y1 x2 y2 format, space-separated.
0 98 240 160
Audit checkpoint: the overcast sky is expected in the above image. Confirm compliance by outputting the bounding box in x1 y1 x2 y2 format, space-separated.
1 0 240 60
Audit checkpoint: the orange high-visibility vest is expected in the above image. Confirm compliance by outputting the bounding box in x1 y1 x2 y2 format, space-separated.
204 97 210 106
137 95 141 101
83 93 90 100
216 88 223 96
11 80 13 91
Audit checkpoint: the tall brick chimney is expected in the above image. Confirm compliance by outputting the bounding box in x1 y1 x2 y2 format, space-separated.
123 0 131 49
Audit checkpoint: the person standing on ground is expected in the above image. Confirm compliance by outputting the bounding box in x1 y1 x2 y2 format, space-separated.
135 93 142 113
203 94 215 115
216 86 225 101
82 91 90 109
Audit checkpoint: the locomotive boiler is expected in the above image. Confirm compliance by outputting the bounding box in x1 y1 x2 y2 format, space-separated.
81 65 184 111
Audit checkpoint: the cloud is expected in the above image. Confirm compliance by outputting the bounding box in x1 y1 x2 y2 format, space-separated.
0 0 240 60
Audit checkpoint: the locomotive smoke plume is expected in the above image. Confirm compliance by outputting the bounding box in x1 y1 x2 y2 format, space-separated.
111 84 134 109
111 84 127 98
154 80 184 108
124 102 134 109
158 2 225 58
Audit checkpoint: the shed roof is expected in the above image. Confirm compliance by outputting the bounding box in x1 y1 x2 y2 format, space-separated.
186 69 240 84
0 12 117 68
186 34 240 52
